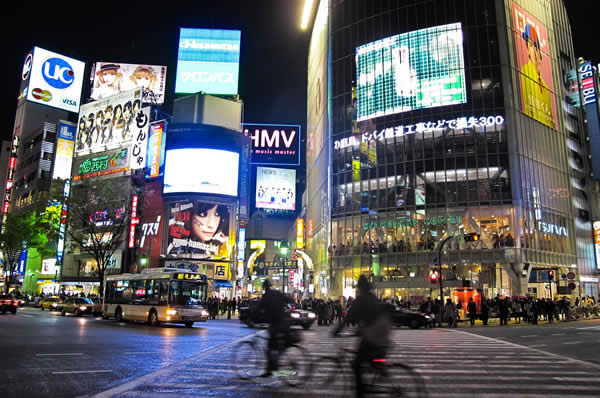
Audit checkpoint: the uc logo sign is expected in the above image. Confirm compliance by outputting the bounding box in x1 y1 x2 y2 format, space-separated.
42 58 75 89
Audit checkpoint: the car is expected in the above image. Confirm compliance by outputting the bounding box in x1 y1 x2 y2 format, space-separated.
0 294 18 314
239 299 316 330
61 297 95 316
89 298 103 316
40 296 64 312
384 303 433 329
10 295 25 307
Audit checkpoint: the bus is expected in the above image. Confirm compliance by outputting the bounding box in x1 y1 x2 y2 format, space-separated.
103 268 210 327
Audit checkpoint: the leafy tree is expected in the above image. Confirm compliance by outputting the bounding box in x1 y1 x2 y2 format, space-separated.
65 178 132 296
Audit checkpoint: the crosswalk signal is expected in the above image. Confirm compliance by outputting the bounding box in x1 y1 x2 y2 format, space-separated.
548 270 555 281
429 270 440 284
464 233 480 242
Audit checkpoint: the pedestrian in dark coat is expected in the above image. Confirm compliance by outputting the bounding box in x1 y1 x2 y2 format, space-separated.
481 300 489 325
467 298 477 326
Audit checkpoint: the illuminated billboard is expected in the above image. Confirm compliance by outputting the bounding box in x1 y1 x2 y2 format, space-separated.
166 200 235 261
145 121 167 179
355 23 467 121
242 123 301 166
256 167 296 211
163 148 239 196
75 88 144 156
72 147 131 181
90 62 167 104
512 2 557 129
25 47 86 113
175 28 241 95
52 121 76 180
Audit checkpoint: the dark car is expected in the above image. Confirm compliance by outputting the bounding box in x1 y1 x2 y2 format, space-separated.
384 303 432 329
239 299 316 330
0 294 18 314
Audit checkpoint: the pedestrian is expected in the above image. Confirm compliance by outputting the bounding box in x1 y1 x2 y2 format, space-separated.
481 300 489 326
499 298 509 325
467 298 477 326
433 299 442 327
547 299 555 324
512 299 522 324
444 298 457 328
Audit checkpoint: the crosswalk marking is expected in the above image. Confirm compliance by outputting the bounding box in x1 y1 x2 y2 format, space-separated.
90 327 600 397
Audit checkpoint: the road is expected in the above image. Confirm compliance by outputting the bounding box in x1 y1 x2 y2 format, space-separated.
1 307 600 397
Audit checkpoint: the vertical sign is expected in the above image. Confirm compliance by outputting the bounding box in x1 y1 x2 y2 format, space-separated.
130 107 150 170
128 195 139 248
306 218 314 249
594 221 600 269
19 249 28 274
53 121 77 180
238 227 246 261
296 218 305 249
145 120 166 179
579 62 600 179
56 180 70 265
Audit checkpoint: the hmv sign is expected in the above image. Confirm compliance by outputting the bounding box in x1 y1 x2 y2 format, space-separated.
243 123 301 166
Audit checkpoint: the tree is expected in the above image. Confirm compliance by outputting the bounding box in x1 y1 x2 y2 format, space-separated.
0 211 40 292
65 178 132 296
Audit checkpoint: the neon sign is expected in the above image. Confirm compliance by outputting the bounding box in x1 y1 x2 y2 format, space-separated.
335 115 505 150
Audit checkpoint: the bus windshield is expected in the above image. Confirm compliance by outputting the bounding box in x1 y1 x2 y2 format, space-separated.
170 280 206 307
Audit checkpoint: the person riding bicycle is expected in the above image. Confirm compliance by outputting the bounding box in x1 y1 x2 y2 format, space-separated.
258 278 290 377
333 275 392 398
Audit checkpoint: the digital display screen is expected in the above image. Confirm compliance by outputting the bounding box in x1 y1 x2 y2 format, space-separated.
255 167 296 211
355 23 467 121
175 28 241 95
90 62 167 104
163 148 239 196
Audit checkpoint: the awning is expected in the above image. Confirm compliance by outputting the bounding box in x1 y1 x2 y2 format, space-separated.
215 280 233 288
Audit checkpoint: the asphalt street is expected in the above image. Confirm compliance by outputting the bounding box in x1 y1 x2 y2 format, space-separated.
0 306 256 398
1 308 600 397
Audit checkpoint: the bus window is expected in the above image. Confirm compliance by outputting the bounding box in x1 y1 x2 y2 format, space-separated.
170 280 205 306
159 280 169 305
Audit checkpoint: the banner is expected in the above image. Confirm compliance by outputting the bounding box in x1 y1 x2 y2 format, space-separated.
90 62 167 104
75 88 143 155
72 147 130 181
166 200 235 261
512 2 557 129
53 121 76 180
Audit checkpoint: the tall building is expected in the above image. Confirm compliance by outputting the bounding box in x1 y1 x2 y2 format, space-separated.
305 0 599 300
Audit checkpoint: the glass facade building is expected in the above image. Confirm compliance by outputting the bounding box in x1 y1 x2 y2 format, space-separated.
305 0 599 300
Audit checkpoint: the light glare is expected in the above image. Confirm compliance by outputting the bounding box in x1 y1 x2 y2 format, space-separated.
300 0 315 30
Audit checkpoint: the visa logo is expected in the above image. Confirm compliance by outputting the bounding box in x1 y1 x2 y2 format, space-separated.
62 98 77 107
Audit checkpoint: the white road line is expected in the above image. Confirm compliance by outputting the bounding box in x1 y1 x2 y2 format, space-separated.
519 335 537 337
551 333 565 336
20 314 33 317
576 326 600 330
36 353 83 357
452 329 600 370
529 344 547 347
562 341 582 345
52 370 112 375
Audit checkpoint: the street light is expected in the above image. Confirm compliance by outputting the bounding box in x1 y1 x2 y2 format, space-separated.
300 0 315 30
279 241 289 292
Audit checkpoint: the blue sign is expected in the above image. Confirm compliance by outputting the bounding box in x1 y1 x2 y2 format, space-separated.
175 28 241 95
42 58 75 89
19 249 28 274
433 257 440 266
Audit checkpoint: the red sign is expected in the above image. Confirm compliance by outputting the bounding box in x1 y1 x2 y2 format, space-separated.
128 195 139 248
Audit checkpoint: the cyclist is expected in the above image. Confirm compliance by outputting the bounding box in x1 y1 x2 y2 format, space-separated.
258 278 290 377
333 275 391 398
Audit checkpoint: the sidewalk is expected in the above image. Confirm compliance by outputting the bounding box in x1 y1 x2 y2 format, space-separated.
451 315 600 328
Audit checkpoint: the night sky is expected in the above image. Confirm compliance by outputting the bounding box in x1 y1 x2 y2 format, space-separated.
0 1 597 144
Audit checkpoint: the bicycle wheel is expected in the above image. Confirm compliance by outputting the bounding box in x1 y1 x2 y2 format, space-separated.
232 340 265 380
276 344 312 387
367 362 427 398
309 355 349 397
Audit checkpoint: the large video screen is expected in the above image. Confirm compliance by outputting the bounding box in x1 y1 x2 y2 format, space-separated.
26 47 86 113
256 167 296 211
90 62 167 104
175 28 241 95
166 200 234 261
356 23 467 121
163 148 239 196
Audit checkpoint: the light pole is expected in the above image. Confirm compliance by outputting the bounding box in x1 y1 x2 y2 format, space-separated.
279 241 289 293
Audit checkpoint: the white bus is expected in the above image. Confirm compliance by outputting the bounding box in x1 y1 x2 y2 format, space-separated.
103 268 209 327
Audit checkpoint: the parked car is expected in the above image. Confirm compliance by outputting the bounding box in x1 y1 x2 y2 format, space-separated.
384 303 433 329
239 299 316 329
40 296 64 312
61 297 94 316
0 294 18 314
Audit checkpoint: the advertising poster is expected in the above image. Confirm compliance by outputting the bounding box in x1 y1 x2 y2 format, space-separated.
175 28 241 95
512 2 557 129
75 88 143 155
356 23 467 121
25 47 86 113
145 121 167 179
52 121 76 180
72 147 130 181
256 167 296 211
166 200 235 261
90 62 167 104
242 124 301 166
138 180 164 266
163 148 239 196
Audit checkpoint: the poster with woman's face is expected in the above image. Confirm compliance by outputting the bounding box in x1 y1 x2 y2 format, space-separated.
90 62 167 104
166 200 234 261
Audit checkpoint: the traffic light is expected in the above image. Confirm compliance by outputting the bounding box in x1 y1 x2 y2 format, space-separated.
464 233 480 242
429 270 440 283
548 270 555 281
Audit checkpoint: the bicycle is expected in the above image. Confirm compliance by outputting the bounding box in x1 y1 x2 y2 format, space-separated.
231 329 312 387
311 331 427 397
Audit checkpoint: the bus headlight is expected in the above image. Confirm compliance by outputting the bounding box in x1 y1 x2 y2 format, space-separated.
308 312 316 319
166 309 178 315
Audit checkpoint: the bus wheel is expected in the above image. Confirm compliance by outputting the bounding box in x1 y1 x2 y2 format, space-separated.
115 307 123 322
148 309 160 326
184 321 194 328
